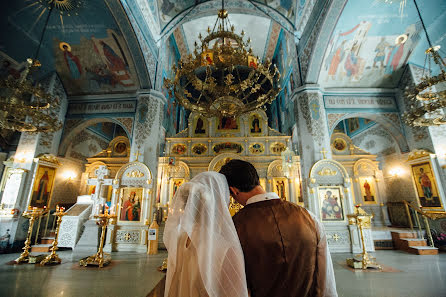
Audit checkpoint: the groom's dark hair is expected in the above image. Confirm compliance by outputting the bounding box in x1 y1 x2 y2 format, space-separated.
219 159 259 192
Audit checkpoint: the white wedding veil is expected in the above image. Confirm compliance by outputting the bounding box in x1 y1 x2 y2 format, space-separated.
164 171 248 297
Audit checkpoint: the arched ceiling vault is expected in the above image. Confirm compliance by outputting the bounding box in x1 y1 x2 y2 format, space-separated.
300 0 446 89
0 0 151 96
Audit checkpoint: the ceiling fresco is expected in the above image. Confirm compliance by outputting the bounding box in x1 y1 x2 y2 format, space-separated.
0 0 141 96
318 0 446 88
139 0 299 38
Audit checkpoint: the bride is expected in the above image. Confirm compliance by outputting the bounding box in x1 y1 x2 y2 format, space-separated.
163 171 249 297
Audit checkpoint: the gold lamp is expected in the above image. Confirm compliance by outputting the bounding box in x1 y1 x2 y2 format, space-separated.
0 2 62 133
402 0 446 127
163 1 281 118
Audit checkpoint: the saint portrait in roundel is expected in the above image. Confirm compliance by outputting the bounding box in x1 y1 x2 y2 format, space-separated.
333 138 346 151
114 141 127 154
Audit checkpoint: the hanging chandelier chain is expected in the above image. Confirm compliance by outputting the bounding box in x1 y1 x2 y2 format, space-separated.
413 0 433 49
33 1 55 63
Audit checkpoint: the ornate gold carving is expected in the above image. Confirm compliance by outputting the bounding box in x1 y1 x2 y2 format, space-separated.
171 143 187 155
270 142 286 154
126 170 145 178
407 149 433 161
424 211 446 220
192 143 207 155
229 197 243 216
249 143 264 154
37 154 60 165
317 167 337 176
213 142 243 154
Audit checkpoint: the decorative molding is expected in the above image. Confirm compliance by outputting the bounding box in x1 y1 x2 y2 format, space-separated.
134 96 160 148
407 149 433 161
115 230 140 243
126 170 145 178
318 167 337 176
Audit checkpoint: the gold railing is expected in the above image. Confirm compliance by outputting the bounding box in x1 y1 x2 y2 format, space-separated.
401 200 446 247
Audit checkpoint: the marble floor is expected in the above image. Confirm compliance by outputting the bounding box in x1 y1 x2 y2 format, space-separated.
0 250 445 297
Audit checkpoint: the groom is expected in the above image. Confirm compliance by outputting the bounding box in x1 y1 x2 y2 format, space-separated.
220 159 337 297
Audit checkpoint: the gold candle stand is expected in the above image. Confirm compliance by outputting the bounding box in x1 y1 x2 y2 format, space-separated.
40 206 66 266
347 206 381 270
14 207 47 264
79 210 117 268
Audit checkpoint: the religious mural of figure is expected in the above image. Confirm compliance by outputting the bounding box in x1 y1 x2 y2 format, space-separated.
120 191 140 221
373 37 390 68
31 166 55 207
218 117 238 130
100 40 134 87
363 180 374 201
85 64 118 88
328 40 346 80
348 118 360 133
275 180 286 200
411 163 441 208
173 180 183 197
344 42 363 81
100 40 126 71
321 190 343 220
251 117 261 133
35 170 49 204
418 168 433 199
385 34 407 75
195 117 205 134
132 196 141 221
60 43 82 79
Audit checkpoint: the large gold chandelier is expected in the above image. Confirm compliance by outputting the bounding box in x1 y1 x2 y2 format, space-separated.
0 2 62 133
402 0 446 127
163 3 281 118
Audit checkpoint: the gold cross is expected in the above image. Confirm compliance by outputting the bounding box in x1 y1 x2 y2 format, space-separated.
134 149 142 161
124 233 131 241
320 148 328 159
332 233 340 241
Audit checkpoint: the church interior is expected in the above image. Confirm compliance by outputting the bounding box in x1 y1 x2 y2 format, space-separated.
1 0 446 296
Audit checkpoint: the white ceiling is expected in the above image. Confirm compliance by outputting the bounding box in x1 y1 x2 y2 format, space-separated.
182 14 272 59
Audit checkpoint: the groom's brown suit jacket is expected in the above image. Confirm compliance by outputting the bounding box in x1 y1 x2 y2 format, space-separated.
233 199 327 297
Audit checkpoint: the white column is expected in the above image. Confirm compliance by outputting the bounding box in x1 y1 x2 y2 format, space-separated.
130 89 166 217
293 89 332 207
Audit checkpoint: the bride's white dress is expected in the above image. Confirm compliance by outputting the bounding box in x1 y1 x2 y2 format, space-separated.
166 233 209 297
163 172 249 297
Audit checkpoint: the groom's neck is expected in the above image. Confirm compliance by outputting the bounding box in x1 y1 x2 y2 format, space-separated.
238 185 266 206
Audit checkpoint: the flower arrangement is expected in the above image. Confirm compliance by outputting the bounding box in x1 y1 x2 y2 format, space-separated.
432 231 446 251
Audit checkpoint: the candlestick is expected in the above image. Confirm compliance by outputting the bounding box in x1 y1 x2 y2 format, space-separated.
79 211 117 268
14 207 46 264
346 206 381 270
40 206 67 266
